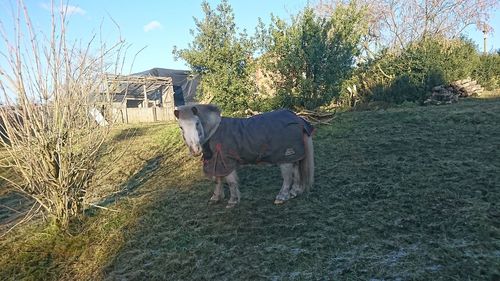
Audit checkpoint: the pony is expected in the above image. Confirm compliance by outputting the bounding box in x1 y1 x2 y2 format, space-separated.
174 104 314 208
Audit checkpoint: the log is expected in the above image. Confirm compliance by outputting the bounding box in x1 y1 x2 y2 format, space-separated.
452 78 473 86
466 85 483 92
461 86 482 97
244 109 261 116
452 80 476 88
297 110 336 125
427 78 485 105
455 84 481 91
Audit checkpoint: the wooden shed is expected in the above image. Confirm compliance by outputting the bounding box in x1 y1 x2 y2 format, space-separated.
105 74 175 123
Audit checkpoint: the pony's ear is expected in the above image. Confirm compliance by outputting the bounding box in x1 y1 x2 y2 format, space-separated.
174 109 179 119
191 106 198 115
206 104 221 114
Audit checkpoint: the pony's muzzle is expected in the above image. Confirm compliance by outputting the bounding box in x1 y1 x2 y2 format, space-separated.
189 146 202 156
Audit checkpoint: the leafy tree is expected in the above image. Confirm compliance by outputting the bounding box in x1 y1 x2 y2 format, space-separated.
256 2 368 110
173 0 254 114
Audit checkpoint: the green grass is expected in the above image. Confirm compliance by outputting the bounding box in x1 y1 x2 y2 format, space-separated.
1 98 500 280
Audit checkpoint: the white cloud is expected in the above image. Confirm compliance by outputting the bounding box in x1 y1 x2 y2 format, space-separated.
64 5 86 16
40 3 86 16
143 20 162 32
40 3 50 10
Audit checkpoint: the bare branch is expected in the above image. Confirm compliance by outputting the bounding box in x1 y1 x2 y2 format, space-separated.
314 0 499 51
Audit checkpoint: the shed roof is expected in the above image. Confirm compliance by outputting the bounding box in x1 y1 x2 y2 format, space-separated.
132 68 200 106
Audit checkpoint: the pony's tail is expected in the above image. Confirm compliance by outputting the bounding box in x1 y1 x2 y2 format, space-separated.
299 135 314 192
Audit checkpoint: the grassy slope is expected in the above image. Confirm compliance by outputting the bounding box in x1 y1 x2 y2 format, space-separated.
1 98 500 280
0 123 202 280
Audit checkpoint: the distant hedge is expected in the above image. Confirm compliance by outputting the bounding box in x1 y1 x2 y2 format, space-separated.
473 52 500 90
341 38 483 105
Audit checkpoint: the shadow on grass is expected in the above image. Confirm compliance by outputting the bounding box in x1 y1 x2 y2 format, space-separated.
111 126 150 143
0 191 33 230
93 155 164 209
0 151 180 281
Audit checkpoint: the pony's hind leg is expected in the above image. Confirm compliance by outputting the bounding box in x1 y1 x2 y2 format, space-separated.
290 162 302 199
209 176 225 203
274 163 293 205
225 170 240 208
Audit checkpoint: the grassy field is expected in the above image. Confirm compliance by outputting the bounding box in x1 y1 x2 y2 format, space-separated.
0 97 499 280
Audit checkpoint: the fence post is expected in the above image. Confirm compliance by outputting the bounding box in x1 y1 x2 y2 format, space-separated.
163 81 175 120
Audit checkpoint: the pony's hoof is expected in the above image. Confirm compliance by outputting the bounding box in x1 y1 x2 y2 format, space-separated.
290 188 303 199
209 199 220 205
290 192 301 199
274 199 286 205
209 193 224 204
275 193 289 204
226 202 237 209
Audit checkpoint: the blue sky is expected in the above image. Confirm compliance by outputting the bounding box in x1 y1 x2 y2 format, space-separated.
0 0 499 74
0 0 307 73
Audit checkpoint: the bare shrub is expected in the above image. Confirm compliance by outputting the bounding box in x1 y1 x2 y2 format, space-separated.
0 1 126 229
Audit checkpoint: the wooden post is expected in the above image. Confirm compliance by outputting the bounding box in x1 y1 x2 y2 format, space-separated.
161 85 167 107
164 81 175 120
483 30 487 54
125 105 129 124
143 83 148 108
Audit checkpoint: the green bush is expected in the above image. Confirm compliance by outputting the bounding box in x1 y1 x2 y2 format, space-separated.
343 37 481 105
473 53 500 90
257 3 368 110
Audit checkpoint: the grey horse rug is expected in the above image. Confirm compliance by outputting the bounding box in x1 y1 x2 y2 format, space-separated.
202 109 314 177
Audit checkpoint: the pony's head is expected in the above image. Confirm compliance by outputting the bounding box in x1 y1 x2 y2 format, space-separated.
174 104 221 157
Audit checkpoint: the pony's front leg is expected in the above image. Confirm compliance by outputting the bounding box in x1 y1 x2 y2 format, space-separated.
225 170 240 208
209 177 225 203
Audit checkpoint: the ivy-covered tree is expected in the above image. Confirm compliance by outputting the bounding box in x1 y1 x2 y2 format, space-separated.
173 0 254 114
256 2 368 110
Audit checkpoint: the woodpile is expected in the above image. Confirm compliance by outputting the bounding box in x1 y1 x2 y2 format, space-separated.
424 78 483 105
450 78 484 97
